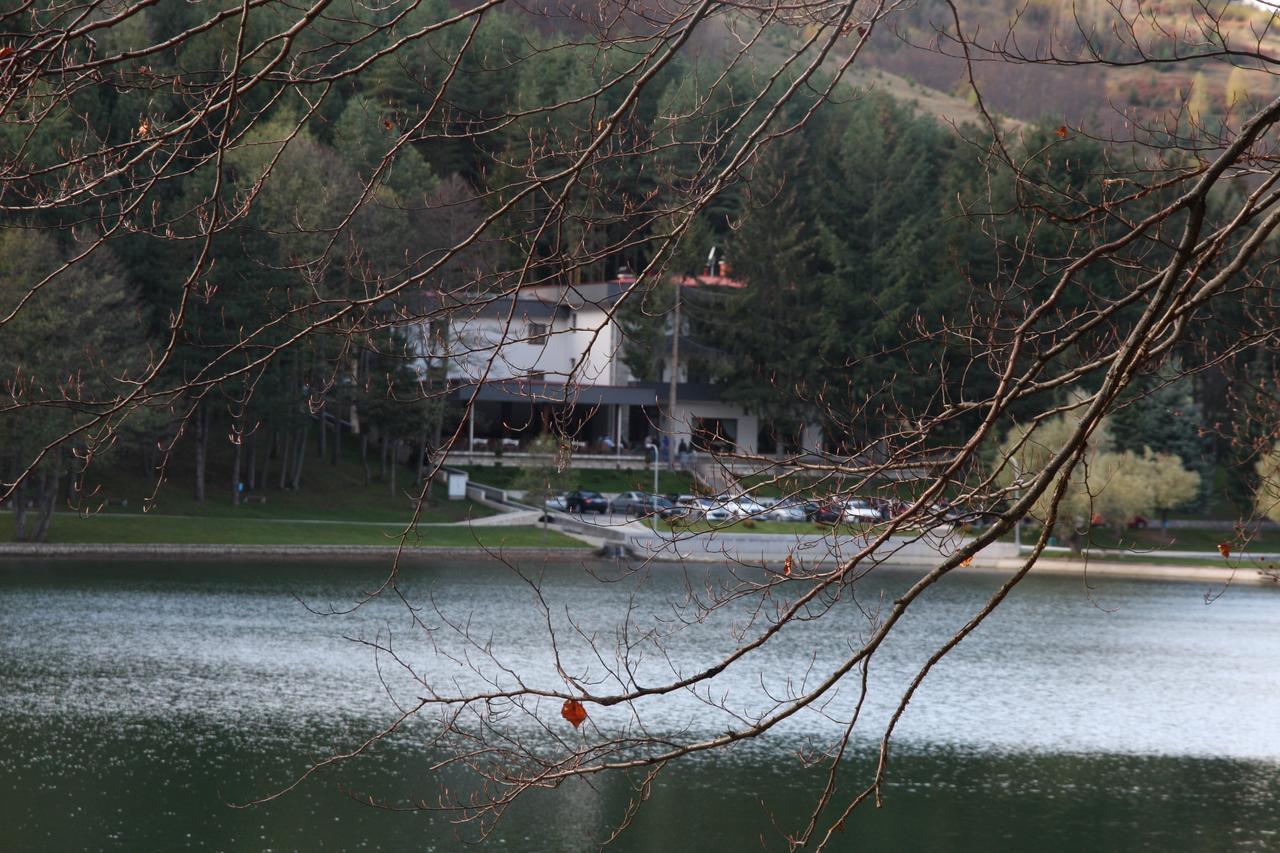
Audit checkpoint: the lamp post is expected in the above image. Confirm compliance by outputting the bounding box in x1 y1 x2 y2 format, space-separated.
1013 458 1022 554
652 442 660 533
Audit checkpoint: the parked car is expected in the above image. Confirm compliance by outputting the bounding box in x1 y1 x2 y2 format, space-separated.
565 490 608 514
842 498 880 521
813 498 879 524
720 494 767 519
620 493 675 517
764 500 807 522
659 502 696 522
798 499 826 520
692 497 734 522
610 491 650 515
640 494 675 517
812 501 844 524
545 493 568 511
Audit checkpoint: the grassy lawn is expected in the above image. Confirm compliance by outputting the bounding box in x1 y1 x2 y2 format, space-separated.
1081 526 1280 554
459 465 697 495
4 513 588 548
78 447 494 524
995 524 1280 555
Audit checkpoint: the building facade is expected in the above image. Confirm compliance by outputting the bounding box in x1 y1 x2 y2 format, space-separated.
412 273 821 459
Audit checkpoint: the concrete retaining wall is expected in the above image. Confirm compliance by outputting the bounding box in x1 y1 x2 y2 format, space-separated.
621 531 1019 568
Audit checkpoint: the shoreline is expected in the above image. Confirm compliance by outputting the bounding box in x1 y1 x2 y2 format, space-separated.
0 542 1276 586
0 543 595 561
976 556 1280 587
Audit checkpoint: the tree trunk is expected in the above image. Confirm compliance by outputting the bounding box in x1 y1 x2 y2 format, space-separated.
390 438 400 497
430 404 444 500
291 422 310 490
193 405 208 503
318 407 327 460
259 429 271 492
416 427 428 488
362 433 370 486
142 443 154 478
380 433 389 481
13 476 27 543
32 462 60 544
231 417 243 506
247 432 257 492
332 410 342 465
278 429 292 490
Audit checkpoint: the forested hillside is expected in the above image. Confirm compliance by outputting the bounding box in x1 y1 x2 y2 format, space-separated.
1 0 1278 541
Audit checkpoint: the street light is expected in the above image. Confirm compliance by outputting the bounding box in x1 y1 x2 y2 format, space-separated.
1012 458 1022 554
652 442 660 533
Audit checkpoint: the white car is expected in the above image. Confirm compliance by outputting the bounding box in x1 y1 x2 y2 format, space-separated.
693 498 735 522
841 499 880 521
545 493 568 511
765 501 806 522
721 495 767 518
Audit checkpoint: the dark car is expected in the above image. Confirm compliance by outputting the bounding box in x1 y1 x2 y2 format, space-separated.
799 499 825 520
659 502 696 522
565 490 608 514
812 501 844 524
638 494 676 518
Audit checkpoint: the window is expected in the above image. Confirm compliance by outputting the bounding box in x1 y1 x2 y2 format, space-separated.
528 322 548 344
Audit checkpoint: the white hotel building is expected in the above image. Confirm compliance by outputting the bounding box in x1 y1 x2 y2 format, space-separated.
412 272 820 461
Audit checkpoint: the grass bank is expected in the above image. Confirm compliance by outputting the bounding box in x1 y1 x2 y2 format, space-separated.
1080 526 1280 554
67 445 495 525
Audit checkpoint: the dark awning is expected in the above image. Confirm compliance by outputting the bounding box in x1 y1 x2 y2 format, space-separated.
629 381 723 403
451 380 658 406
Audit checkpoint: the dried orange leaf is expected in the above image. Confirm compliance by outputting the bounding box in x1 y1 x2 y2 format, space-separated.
960 554 974 568
783 554 794 577
0 47 13 60
1054 125 1069 139
561 699 588 729
1217 541 1232 559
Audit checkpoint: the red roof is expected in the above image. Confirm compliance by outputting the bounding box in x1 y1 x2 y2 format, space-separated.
669 273 746 289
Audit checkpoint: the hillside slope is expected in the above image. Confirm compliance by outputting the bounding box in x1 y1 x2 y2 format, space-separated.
856 0 1280 129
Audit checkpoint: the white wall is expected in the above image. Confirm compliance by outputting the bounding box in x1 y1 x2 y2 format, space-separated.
420 303 636 388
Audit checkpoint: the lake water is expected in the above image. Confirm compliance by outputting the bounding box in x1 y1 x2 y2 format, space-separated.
1 558 1278 851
